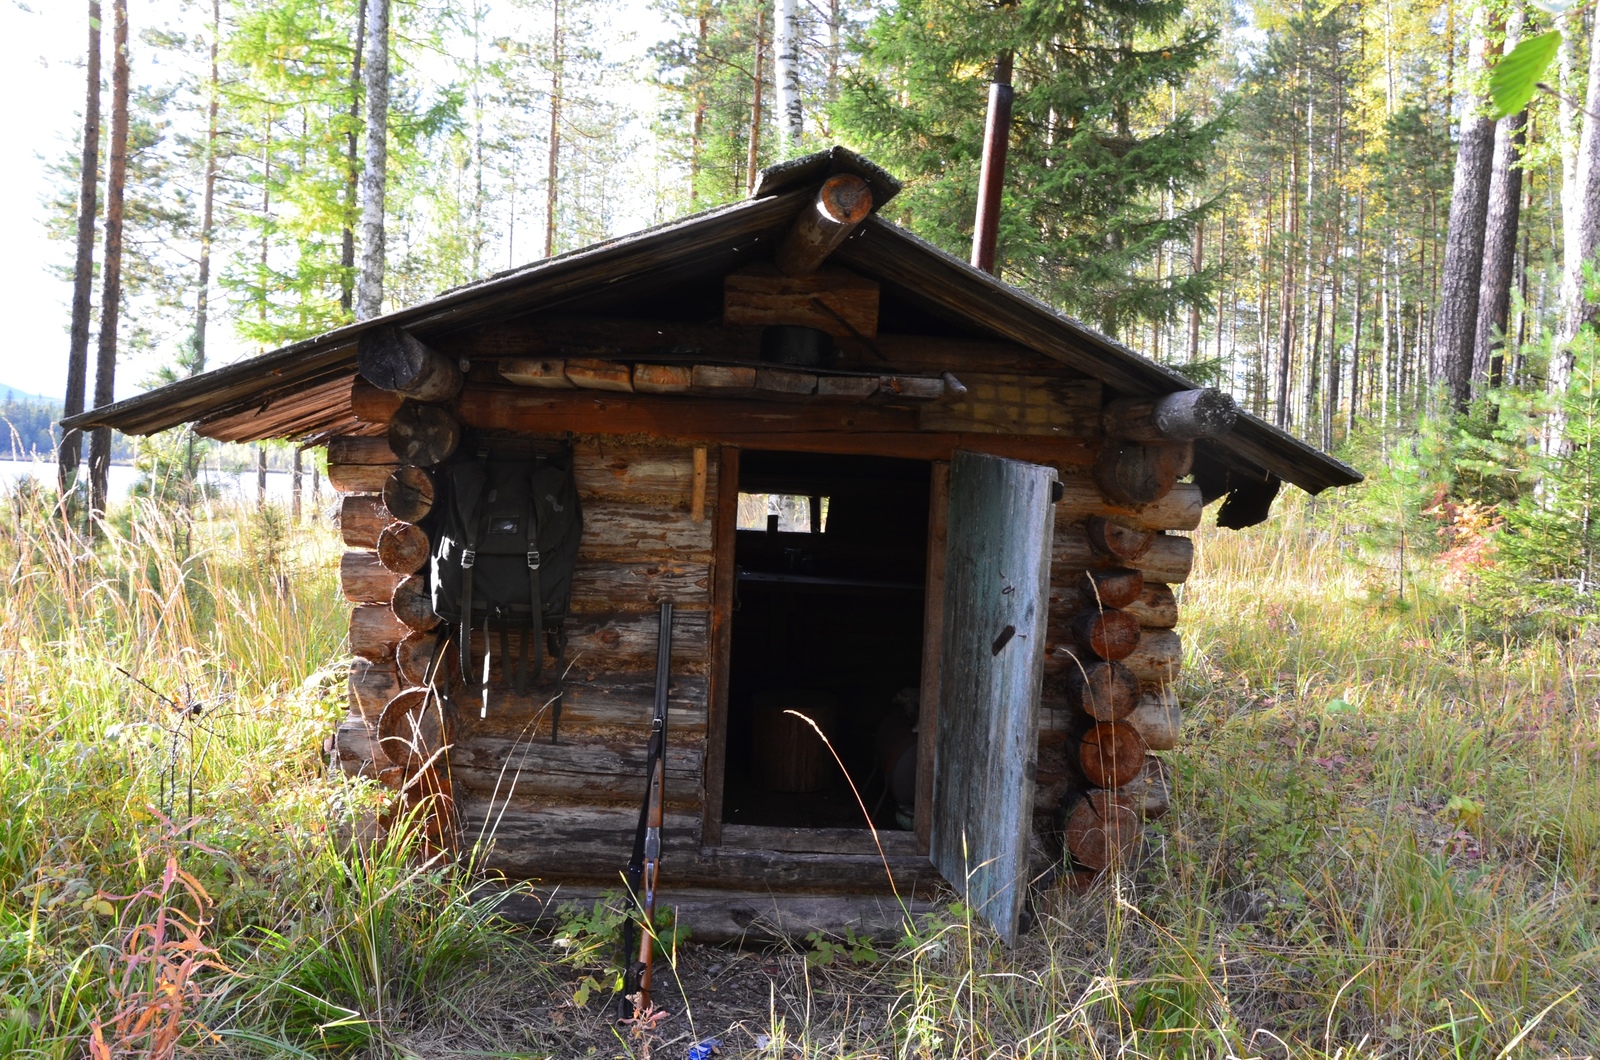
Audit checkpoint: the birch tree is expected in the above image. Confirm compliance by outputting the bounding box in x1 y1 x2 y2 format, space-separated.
775 0 801 151
356 0 390 319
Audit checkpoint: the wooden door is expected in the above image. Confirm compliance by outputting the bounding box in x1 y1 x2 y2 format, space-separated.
931 450 1056 944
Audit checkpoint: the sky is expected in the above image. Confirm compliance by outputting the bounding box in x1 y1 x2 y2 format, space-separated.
0 0 669 407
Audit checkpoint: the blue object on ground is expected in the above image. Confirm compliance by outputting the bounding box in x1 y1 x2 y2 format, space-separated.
687 1039 722 1060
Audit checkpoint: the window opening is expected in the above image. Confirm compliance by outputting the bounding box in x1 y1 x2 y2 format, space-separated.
735 492 829 533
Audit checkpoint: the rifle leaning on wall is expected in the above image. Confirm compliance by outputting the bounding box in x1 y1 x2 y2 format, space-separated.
618 600 673 1023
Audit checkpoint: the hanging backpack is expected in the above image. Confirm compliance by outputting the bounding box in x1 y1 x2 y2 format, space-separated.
431 440 582 739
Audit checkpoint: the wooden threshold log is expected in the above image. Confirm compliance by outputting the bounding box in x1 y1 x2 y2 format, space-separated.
388 401 461 467
774 174 874 277
1064 789 1142 872
350 604 408 662
382 467 436 523
1064 659 1140 721
377 521 431 575
1078 567 1144 610
341 551 404 604
1094 441 1193 507
1069 609 1141 661
340 495 390 549
358 324 463 402
391 574 440 633
1079 721 1148 789
1103 388 1238 442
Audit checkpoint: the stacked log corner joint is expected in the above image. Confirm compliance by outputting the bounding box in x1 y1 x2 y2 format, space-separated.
333 325 469 852
1056 388 1236 876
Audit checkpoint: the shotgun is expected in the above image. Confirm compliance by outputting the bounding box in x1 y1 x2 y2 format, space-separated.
619 600 673 1022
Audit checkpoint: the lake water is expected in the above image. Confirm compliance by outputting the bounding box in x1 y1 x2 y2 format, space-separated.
0 458 317 506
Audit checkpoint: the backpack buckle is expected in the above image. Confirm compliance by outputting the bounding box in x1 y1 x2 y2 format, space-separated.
462 548 477 569
527 550 542 570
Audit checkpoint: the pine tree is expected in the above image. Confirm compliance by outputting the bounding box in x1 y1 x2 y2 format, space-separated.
835 0 1226 338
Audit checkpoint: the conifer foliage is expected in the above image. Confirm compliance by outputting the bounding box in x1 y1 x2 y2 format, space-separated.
836 0 1226 337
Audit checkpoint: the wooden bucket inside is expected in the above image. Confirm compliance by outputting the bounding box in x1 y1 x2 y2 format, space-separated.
751 689 839 793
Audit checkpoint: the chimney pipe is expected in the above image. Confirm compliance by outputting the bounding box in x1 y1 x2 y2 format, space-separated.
970 51 1014 275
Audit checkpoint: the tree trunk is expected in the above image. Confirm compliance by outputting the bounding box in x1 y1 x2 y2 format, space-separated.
775 0 802 152
544 0 563 257
1433 11 1499 412
341 0 367 314
292 447 303 521
356 0 389 319
746 5 767 195
193 0 220 376
87 0 129 524
689 5 707 205
1474 109 1526 393
1187 219 1202 362
1549 11 1600 455
59 0 100 503
257 446 267 509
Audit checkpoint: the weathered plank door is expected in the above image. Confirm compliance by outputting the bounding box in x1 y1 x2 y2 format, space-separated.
932 450 1056 944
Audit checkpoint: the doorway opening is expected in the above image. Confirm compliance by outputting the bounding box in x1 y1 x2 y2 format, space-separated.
721 450 931 833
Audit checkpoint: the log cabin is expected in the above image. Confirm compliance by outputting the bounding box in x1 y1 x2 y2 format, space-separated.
64 148 1360 945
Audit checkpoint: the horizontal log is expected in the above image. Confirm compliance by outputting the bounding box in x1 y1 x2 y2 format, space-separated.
498 886 937 944
691 364 757 390
341 550 404 604
633 363 692 394
328 435 396 466
755 366 817 395
382 466 436 523
1103 388 1237 442
456 799 939 892
350 604 408 662
1094 442 1193 507
916 373 1101 437
1077 568 1143 610
396 629 437 687
358 382 1098 465
723 264 879 339
1056 526 1193 584
814 375 880 398
445 316 1072 377
565 359 634 392
1084 516 1154 563
775 173 874 277
1064 789 1142 872
328 463 393 494
1051 582 1178 630
352 380 403 422
349 661 402 720
388 401 461 467
577 505 714 563
377 521 431 575
1126 690 1180 750
568 557 712 610
391 574 440 632
572 442 714 505
563 608 710 674
1049 627 1180 688
358 324 464 402
451 733 703 801
461 672 709 738
1069 609 1141 662
1054 478 1203 532
340 494 390 549
498 358 572 388
331 712 392 777
1079 721 1148 789
1063 659 1139 721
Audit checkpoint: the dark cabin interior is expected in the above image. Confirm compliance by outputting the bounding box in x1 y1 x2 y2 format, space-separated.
722 450 930 832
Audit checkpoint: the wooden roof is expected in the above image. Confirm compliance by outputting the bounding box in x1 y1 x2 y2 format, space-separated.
63 150 1360 495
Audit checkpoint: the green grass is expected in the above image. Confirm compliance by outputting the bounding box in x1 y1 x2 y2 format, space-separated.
2 482 1597 1058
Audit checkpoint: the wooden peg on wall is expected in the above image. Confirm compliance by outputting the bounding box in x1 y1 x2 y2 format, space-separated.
691 446 708 523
